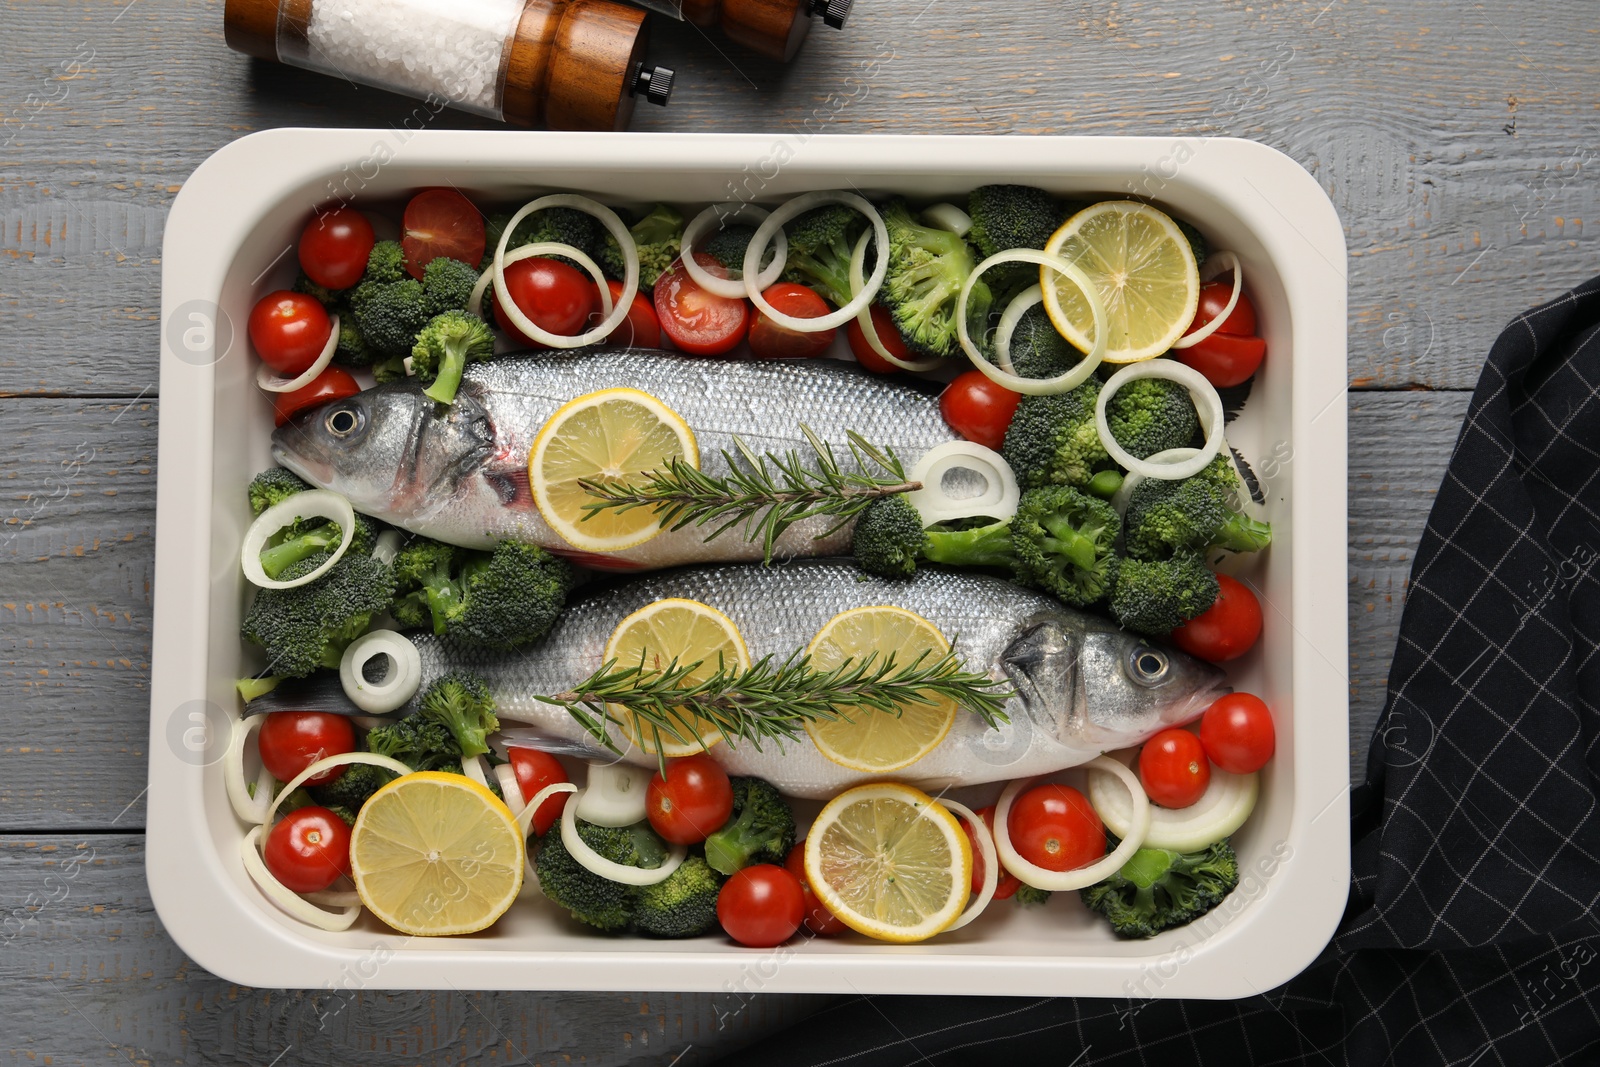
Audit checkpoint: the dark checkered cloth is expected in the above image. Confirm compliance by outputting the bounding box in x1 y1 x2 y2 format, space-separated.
717 276 1600 1067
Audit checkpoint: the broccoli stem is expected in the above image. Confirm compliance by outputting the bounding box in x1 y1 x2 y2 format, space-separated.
1086 470 1124 499
236 676 283 703
422 337 470 405
1212 513 1273 553
921 521 1015 569
258 526 342 579
423 581 463 636
1040 515 1101 571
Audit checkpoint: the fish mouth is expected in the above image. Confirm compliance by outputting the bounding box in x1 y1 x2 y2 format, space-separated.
269 437 333 486
1165 680 1233 729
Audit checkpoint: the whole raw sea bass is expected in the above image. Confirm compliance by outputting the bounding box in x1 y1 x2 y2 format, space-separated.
407 561 1228 799
270 349 957 569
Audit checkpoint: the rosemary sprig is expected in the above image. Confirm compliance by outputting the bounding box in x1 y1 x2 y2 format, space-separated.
538 646 1012 756
576 427 920 561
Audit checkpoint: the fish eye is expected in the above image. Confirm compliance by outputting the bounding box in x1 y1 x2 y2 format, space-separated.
324 406 361 438
1128 645 1170 686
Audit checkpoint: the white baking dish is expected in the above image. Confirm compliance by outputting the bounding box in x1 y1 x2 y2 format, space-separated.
149 131 1348 996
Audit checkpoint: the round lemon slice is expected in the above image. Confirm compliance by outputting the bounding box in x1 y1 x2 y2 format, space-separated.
530 388 698 553
804 782 971 943
350 771 525 936
804 606 959 773
1041 201 1200 364
604 598 750 756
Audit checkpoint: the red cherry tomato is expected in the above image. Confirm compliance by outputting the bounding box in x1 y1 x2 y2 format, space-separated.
846 306 913 374
492 257 601 345
264 806 352 893
1199 693 1276 774
785 843 847 936
646 754 735 845
249 291 332 376
747 283 836 360
298 206 377 291
1139 729 1211 809
1190 280 1258 337
653 254 751 356
940 370 1022 451
965 806 1020 900
272 366 361 427
590 279 662 349
1007 784 1104 872
1176 332 1267 388
401 188 486 279
507 747 571 837
257 711 355 787
1171 573 1263 663
717 864 805 947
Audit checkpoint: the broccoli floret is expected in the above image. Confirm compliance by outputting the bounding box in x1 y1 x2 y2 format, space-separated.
256 510 379 582
1014 884 1052 906
1080 841 1239 939
782 204 865 308
852 495 928 579
633 854 726 938
365 714 463 773
1006 303 1079 381
421 256 480 316
292 272 344 307
247 467 312 516
372 355 410 384
1109 551 1219 636
240 552 395 678
702 224 758 274
390 536 574 649
363 240 407 284
1175 219 1207 266
703 777 796 876
535 819 669 932
879 198 991 360
490 206 603 273
333 316 377 367
411 310 495 405
309 761 393 817
417 673 499 759
597 203 685 294
966 184 1062 294
353 277 432 358
1012 486 1120 607
1001 379 1108 489
1104 377 1199 461
1123 454 1272 560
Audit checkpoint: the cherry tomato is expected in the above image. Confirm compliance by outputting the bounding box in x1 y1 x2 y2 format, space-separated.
646 754 734 845
785 843 847 936
272 366 361 427
747 282 836 360
1007 784 1104 872
653 254 751 357
1199 693 1276 774
257 711 355 787
298 206 376 290
1176 332 1267 388
1190 280 1258 337
940 370 1022 451
401 188 486 279
846 306 913 374
1171 573 1263 663
249 291 332 376
1139 729 1211 809
264 806 352 893
507 747 571 836
492 257 600 345
589 279 661 348
717 864 805 948
965 806 1020 900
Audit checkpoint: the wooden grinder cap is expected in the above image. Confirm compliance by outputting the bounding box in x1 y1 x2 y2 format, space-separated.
506 0 655 131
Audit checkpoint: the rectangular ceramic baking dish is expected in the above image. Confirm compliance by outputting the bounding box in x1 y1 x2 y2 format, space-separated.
149 131 1348 996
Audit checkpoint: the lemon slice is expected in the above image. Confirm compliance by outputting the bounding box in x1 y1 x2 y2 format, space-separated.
349 771 525 936
530 388 698 553
804 783 971 943
804 606 959 773
1041 201 1200 364
604 598 750 756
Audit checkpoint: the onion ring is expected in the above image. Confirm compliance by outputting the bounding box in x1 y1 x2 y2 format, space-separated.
224 713 276 824
338 629 422 714
495 763 527 816
256 314 339 394
905 441 1021 525
517 781 576 838
1170 252 1244 349
471 241 612 324
240 489 356 590
560 788 687 886
491 194 635 349
921 202 973 237
241 826 362 931
941 798 997 932
745 192 889 332
992 284 1045 376
1095 361 1225 481
957 249 1108 395
993 756 1151 892
848 230 940 372
1089 760 1258 853
681 203 787 298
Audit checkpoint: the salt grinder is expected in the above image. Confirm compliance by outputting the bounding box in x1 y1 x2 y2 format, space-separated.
224 0 676 131
634 0 852 62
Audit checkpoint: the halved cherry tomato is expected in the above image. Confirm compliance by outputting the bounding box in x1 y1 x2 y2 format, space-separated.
965 806 1020 900
1007 784 1104 872
1171 573 1263 663
590 279 661 349
249 291 332 376
1199 693 1275 774
264 806 352 893
748 282 836 360
846 306 914 374
940 370 1022 451
491 257 600 346
1139 729 1211 809
1177 332 1267 388
257 711 355 786
272 366 361 426
298 206 376 290
507 747 571 837
646 754 734 845
785 843 847 936
1190 280 1258 337
717 864 804 947
653 254 751 357
401 188 486 279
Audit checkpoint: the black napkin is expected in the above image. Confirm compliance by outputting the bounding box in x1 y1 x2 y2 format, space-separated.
715 275 1600 1067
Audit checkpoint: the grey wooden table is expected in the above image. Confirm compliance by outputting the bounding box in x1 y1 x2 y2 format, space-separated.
2 0 1595 1062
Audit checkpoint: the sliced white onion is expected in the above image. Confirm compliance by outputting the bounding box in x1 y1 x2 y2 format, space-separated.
518 781 576 838
491 194 635 349
495 763 528 816
1109 447 1201 517
471 241 613 324
256 314 339 393
941 798 995 932
848 230 940 372
574 760 652 827
745 192 889 332
241 826 362 931
338 629 422 713
993 756 1151 892
370 528 404 567
1170 252 1244 349
905 441 1021 525
681 203 787 298
462 754 490 789
921 202 973 237
957 249 1107 396
224 713 276 824
1089 759 1258 853
240 489 356 590
992 285 1045 376
263 751 415 829
1095 361 1225 481
560 788 686 886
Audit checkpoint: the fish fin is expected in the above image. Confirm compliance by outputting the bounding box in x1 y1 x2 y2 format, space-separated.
484 464 535 509
241 671 371 717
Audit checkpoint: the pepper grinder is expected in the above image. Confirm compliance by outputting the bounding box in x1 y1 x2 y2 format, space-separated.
224 0 676 132
634 0 852 62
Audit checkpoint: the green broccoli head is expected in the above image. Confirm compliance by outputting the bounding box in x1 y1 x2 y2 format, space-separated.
703 777 796 876
309 760 394 816
492 206 603 274
1175 219 1208 266
1109 551 1220 636
240 552 395 678
364 714 463 773
371 355 410 384
333 316 377 367
852 494 929 579
446 541 575 649
292 272 344 306
535 818 669 932
879 198 990 360
1124 454 1272 560
1104 377 1199 461
966 184 1063 294
1014 883 1052 906
417 672 499 759
247 467 312 517
390 536 465 629
1006 303 1079 381
1001 379 1108 489
421 256 480 317
702 224 758 274
412 310 495 405
782 205 865 309
353 277 432 358
364 240 407 284
598 203 685 294
633 854 726 939
1011 485 1121 607
1079 840 1239 939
